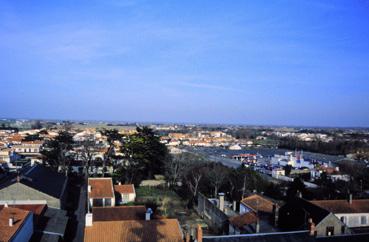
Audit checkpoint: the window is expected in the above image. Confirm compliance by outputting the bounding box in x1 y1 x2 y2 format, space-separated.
326 226 334 236
105 198 112 206
361 216 367 225
122 193 129 203
340 216 346 223
93 198 103 207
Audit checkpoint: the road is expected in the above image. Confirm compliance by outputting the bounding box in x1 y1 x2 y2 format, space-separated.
208 155 241 168
72 181 86 242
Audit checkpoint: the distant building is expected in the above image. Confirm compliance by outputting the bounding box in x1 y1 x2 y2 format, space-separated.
271 151 314 169
232 154 257 164
12 141 43 154
229 144 242 150
272 168 285 178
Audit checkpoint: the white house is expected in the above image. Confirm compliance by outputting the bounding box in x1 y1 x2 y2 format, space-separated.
312 197 369 228
88 178 115 209
114 183 136 204
12 141 43 154
272 168 285 178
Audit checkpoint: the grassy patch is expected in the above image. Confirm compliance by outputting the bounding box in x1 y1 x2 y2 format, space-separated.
136 186 186 217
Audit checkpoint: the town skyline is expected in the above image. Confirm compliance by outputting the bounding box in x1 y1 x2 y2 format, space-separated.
3 116 369 129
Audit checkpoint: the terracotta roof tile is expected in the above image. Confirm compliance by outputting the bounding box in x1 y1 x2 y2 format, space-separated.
0 207 30 242
311 199 369 214
21 141 43 145
92 206 146 221
0 204 46 216
114 184 135 194
84 219 183 242
7 134 23 142
229 212 258 228
241 194 275 214
88 178 114 198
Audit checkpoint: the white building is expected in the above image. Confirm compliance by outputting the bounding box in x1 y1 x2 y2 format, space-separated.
312 198 369 228
272 168 285 178
12 141 43 154
271 151 314 169
88 178 116 209
114 183 136 204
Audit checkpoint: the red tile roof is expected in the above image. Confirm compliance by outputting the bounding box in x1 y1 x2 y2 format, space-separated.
21 141 43 145
0 204 46 216
114 184 135 194
88 178 114 198
311 199 369 214
229 212 258 228
7 134 23 143
84 219 183 242
0 206 30 242
92 206 146 221
241 194 275 214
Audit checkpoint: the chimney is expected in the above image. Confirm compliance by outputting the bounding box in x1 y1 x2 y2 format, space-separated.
196 224 203 242
88 185 91 193
273 204 279 226
349 194 353 204
308 218 316 236
146 208 153 221
85 213 93 227
233 201 237 212
297 190 302 198
218 193 225 212
185 232 191 242
9 218 14 227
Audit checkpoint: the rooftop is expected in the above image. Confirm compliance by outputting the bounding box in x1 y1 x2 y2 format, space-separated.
84 218 183 242
241 194 276 214
114 184 135 194
0 165 68 199
21 165 67 199
311 199 369 214
0 204 46 217
0 206 30 242
92 206 146 221
88 178 114 198
229 212 258 228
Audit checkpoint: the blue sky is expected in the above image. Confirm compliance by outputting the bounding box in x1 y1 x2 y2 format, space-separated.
1 0 369 127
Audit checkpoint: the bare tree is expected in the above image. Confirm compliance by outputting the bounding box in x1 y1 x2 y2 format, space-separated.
207 164 229 197
165 154 187 187
187 168 203 199
101 129 122 177
79 140 95 180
